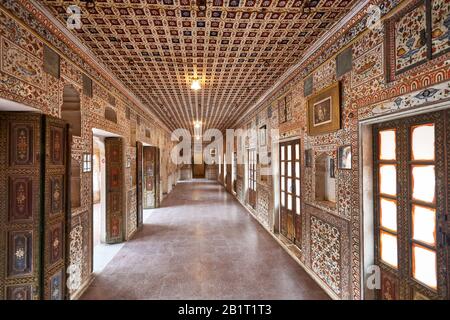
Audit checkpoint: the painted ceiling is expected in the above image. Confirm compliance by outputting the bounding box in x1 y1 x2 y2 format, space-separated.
42 0 359 132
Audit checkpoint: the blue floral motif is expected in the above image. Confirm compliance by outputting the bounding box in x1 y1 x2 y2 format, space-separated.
394 97 403 107
415 88 439 100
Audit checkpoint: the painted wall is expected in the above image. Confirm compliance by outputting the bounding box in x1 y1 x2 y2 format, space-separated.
0 2 179 299
231 0 450 299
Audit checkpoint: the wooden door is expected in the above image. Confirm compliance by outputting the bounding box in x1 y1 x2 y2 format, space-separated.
42 116 69 300
143 146 160 209
0 113 70 300
193 164 205 178
226 163 232 193
373 110 449 300
0 113 43 300
247 149 256 208
136 141 143 228
279 140 301 243
233 152 237 193
155 147 160 208
105 137 124 244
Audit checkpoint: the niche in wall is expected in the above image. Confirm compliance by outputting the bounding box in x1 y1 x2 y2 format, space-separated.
105 106 117 123
62 85 81 136
315 152 336 204
71 157 81 208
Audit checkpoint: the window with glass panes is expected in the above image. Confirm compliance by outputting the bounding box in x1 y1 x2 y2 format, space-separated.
373 110 449 300
279 139 301 242
248 149 256 192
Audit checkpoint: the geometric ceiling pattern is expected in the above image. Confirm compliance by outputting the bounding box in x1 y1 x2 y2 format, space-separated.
43 0 358 132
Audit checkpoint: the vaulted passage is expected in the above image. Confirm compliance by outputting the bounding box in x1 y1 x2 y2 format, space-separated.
81 180 328 300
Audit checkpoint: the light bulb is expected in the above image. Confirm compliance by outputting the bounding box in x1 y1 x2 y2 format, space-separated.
191 79 201 90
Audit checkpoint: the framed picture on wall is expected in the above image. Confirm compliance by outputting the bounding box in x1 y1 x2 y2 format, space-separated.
259 125 267 147
338 145 352 170
307 82 341 135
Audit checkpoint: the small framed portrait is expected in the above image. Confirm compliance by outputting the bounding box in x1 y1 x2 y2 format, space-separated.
338 145 352 170
313 97 332 127
305 149 313 168
307 82 341 135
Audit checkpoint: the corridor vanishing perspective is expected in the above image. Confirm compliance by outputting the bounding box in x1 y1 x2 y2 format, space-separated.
0 0 449 303
82 180 328 300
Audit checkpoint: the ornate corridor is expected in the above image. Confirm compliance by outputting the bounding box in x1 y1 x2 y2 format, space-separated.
81 180 328 300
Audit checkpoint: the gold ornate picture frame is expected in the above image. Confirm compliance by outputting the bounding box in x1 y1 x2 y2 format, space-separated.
307 82 341 136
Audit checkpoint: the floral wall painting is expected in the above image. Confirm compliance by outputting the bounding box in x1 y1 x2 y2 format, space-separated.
393 1 428 73
431 0 450 58
351 43 384 89
307 82 341 136
386 0 450 81
338 145 352 170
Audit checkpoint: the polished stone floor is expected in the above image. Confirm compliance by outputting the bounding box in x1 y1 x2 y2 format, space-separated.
81 179 329 300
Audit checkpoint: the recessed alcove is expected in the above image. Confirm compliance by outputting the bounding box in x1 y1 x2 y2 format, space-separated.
62 85 81 136
315 152 336 205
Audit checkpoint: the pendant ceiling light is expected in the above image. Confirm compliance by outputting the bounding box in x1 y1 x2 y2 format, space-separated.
191 78 201 91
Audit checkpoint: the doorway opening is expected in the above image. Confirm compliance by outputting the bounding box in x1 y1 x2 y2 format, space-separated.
247 148 256 209
92 128 124 273
141 144 160 221
232 151 237 194
279 139 301 244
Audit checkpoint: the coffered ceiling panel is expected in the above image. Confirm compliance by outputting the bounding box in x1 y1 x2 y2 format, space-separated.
41 0 359 132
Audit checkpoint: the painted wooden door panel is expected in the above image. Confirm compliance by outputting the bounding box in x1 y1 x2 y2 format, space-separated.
105 137 124 244
0 113 70 300
0 113 42 300
143 146 160 209
136 141 143 228
373 110 449 300
42 116 69 300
